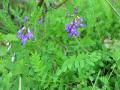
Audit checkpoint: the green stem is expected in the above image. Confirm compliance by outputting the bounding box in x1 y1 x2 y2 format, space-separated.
105 0 120 17
92 70 101 90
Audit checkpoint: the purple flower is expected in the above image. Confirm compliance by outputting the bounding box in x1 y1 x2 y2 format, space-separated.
74 8 78 14
23 16 28 22
67 13 72 17
17 27 25 39
65 23 79 37
74 18 85 27
77 16 84 22
21 35 28 45
70 26 79 35
79 23 85 27
74 19 81 27
26 28 33 40
65 23 73 32
38 18 44 24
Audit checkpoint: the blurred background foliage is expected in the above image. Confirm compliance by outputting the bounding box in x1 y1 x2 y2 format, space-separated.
0 0 120 90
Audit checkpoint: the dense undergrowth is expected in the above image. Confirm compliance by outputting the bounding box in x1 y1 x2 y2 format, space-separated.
0 0 120 90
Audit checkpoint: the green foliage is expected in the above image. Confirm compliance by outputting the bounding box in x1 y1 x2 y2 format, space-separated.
0 0 120 90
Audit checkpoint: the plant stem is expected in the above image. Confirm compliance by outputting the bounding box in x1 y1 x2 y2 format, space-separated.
105 0 120 17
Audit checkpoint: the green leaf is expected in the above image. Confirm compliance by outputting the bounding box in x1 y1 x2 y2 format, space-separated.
0 46 7 56
2 34 17 41
80 37 96 47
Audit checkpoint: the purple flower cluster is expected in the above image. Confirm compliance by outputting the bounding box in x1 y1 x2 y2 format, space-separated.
17 16 33 45
65 8 85 37
17 27 33 45
65 16 85 37
65 23 79 37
